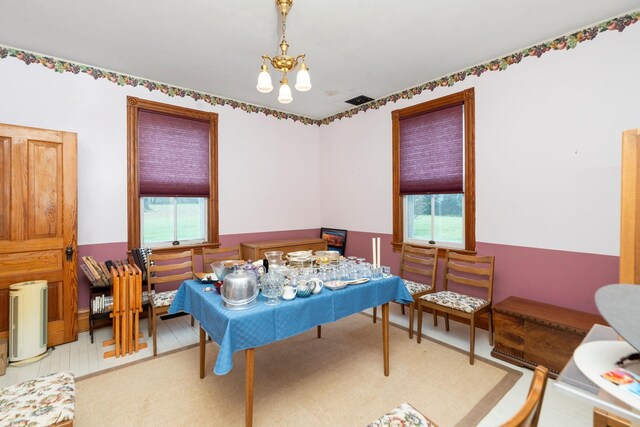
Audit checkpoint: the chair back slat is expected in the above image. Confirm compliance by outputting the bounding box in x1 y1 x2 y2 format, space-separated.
202 245 241 272
399 244 437 288
445 273 490 289
404 253 436 266
500 366 548 427
403 264 435 277
150 260 193 273
447 261 491 276
147 249 195 295
148 271 193 285
148 250 193 262
443 251 495 302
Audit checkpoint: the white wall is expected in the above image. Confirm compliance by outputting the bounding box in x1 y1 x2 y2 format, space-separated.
0 59 321 245
319 25 640 257
1 23 639 257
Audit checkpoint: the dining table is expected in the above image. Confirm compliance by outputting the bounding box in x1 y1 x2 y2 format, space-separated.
168 275 413 427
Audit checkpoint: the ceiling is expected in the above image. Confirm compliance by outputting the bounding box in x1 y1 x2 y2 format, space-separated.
1 0 640 119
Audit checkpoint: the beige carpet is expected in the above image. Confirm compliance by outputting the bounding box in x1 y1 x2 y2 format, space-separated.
75 314 520 427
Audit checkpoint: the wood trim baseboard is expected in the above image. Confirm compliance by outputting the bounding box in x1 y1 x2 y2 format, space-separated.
78 308 90 333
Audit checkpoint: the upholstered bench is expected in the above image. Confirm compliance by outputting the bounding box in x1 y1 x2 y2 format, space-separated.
368 403 438 427
0 371 75 426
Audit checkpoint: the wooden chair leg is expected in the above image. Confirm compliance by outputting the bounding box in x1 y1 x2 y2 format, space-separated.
147 305 152 337
191 315 195 327
469 316 476 365
487 310 494 346
373 306 377 323
401 304 405 315
408 302 415 339
152 313 158 357
433 309 438 326
417 303 423 344
444 313 450 331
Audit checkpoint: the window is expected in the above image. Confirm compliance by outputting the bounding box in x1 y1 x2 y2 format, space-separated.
392 88 475 252
127 97 219 250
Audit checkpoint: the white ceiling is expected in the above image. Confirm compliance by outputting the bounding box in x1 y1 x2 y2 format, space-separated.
1 0 640 119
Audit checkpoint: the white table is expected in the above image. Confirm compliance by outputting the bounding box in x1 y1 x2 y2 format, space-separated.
555 324 640 426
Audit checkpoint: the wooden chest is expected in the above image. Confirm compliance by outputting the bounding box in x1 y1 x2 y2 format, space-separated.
240 238 327 261
491 296 606 378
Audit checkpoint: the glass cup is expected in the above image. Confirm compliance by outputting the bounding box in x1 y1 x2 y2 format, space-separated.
382 266 391 277
371 267 383 280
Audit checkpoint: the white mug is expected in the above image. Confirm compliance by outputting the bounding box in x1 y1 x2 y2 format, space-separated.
282 286 297 300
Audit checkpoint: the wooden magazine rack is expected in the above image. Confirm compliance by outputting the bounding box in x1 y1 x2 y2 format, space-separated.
102 264 147 358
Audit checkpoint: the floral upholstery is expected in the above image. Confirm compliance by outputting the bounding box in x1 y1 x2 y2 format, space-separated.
403 280 432 295
420 290 488 313
368 403 437 427
152 290 178 308
0 371 75 427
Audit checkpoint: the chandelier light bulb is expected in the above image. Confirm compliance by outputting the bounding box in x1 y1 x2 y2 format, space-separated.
295 62 311 92
278 76 293 104
256 63 273 93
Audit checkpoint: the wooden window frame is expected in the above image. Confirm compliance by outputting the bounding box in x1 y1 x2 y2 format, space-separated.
391 88 475 254
127 96 219 252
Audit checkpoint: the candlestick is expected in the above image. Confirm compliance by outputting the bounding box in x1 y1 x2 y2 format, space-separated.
372 238 377 267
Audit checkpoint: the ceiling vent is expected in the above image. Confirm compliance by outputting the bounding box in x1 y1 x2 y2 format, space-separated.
345 95 374 106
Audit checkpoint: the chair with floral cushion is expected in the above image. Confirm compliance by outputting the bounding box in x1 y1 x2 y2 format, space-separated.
417 251 495 364
0 371 75 426
368 402 438 427
373 244 438 339
147 249 196 356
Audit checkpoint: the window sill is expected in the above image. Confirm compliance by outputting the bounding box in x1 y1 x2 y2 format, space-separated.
127 242 220 255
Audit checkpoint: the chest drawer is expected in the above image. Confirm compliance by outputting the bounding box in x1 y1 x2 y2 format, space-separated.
491 297 606 377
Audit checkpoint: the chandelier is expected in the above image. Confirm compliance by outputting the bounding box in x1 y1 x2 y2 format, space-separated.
256 0 311 104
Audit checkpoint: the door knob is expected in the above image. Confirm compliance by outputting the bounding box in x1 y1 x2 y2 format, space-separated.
65 246 74 262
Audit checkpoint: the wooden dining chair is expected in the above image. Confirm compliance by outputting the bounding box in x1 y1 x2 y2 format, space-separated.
417 251 495 364
201 245 242 272
501 365 548 427
372 244 438 339
147 249 195 356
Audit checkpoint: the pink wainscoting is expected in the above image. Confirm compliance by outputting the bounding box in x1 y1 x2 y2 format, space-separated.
76 228 321 309
343 231 619 315
475 242 618 315
78 228 618 314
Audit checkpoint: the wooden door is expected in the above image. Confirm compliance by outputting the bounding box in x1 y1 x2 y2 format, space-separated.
0 123 78 346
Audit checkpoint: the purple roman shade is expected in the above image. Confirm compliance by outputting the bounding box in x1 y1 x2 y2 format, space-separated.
138 110 210 197
399 105 463 195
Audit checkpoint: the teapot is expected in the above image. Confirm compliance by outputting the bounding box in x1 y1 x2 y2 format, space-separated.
242 261 261 282
282 286 297 300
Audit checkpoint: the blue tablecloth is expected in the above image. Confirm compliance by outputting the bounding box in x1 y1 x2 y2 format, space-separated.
169 276 412 375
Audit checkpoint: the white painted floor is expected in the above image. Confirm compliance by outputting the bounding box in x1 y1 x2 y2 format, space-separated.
0 304 596 426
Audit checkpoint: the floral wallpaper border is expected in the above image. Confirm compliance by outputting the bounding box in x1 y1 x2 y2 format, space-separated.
0 10 638 126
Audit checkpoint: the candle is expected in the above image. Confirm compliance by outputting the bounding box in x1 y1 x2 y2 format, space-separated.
376 237 381 269
372 238 377 267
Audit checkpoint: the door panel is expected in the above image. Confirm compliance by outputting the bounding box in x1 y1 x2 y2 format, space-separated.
29 140 63 239
0 289 7 333
0 250 62 276
0 123 77 346
0 138 9 241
